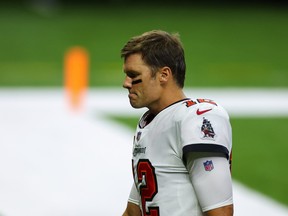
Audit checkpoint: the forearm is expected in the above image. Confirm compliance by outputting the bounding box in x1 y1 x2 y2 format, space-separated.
122 211 129 216
122 202 141 216
204 204 233 216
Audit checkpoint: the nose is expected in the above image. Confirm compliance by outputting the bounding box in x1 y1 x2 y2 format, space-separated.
122 76 132 89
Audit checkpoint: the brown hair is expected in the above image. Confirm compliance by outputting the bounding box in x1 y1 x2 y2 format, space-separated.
121 30 186 88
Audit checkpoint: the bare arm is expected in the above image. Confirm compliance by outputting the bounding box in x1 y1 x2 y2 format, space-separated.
122 202 141 216
204 204 233 216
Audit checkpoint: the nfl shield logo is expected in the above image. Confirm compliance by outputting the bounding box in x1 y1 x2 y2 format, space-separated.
203 160 214 171
136 131 142 142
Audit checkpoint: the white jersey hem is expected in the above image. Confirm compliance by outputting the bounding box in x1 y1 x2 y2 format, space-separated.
128 198 140 206
202 197 233 212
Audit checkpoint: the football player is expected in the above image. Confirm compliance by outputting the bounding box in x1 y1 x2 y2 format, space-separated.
121 30 233 216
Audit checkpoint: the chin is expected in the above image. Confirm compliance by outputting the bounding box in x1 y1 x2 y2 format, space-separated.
130 102 144 109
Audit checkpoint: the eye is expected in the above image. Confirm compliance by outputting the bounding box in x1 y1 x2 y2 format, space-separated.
126 71 139 79
128 74 137 79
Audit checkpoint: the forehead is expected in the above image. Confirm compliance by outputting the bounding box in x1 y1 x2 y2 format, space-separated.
123 53 150 74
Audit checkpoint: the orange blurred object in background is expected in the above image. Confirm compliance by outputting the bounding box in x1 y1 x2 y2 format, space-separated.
64 47 89 110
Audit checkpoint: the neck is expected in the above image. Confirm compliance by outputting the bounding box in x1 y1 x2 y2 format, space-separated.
149 87 186 114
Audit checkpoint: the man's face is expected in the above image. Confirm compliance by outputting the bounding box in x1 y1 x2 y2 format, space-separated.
123 53 162 110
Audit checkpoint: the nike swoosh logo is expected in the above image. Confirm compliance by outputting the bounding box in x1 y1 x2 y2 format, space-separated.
196 108 212 115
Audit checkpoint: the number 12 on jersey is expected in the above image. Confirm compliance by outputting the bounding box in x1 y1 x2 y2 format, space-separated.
133 159 160 216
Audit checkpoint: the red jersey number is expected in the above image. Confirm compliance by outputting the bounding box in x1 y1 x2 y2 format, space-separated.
136 159 159 216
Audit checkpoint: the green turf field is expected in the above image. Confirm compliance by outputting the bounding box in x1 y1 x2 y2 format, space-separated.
0 6 288 87
110 116 288 206
1 4 288 206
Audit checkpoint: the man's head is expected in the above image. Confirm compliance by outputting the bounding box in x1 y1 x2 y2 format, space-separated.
121 30 186 88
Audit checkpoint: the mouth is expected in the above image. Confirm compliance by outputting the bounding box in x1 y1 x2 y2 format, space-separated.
128 92 137 99
128 92 136 97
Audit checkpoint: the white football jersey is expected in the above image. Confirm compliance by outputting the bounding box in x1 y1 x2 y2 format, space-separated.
129 98 232 216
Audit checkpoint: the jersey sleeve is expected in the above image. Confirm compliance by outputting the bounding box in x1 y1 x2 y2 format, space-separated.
186 153 233 212
180 102 232 161
128 183 140 206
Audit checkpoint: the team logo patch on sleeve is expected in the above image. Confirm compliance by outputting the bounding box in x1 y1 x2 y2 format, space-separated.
201 117 216 139
203 160 214 171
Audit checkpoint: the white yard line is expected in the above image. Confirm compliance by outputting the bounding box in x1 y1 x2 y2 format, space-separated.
84 87 288 117
0 88 287 216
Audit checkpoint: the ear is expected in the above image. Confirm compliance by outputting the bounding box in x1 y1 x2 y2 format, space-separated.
159 66 172 83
